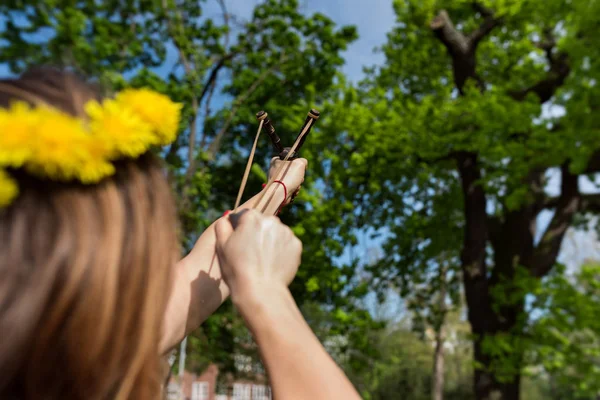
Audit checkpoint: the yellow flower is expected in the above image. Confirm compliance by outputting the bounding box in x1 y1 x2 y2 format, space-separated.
0 102 36 167
24 107 99 181
0 169 18 208
0 87 183 208
115 88 182 145
76 139 116 183
86 98 156 158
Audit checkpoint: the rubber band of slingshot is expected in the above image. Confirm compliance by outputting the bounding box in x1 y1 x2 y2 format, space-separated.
271 180 287 215
233 119 264 212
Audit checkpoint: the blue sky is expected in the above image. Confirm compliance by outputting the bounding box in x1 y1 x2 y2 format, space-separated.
214 0 395 82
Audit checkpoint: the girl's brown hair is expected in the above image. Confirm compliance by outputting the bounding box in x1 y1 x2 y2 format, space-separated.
0 68 179 399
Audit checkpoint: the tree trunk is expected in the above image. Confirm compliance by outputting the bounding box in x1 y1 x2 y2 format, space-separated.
432 262 448 400
469 283 525 400
432 326 445 400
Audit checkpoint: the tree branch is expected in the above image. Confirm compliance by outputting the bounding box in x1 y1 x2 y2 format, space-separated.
544 193 600 214
534 28 557 63
529 167 549 214
415 152 458 165
198 78 217 152
509 31 570 104
217 0 230 49
162 0 202 186
206 54 287 161
197 52 235 106
581 194 600 213
430 10 470 57
430 9 492 92
530 164 580 277
185 98 199 182
162 0 240 197
584 150 600 174
468 2 503 50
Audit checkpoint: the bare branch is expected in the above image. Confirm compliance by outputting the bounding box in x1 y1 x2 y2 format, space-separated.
217 0 230 49
580 194 600 213
530 164 581 277
430 10 470 57
534 28 557 63
162 0 202 185
184 98 200 182
206 55 287 161
162 0 194 77
509 33 570 104
430 10 486 92
529 167 549 214
544 193 600 214
199 79 217 152
584 150 600 174
472 2 494 18
197 53 235 105
468 2 503 49
162 0 242 193
415 152 458 165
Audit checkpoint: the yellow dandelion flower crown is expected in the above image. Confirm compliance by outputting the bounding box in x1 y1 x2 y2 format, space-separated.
0 88 183 207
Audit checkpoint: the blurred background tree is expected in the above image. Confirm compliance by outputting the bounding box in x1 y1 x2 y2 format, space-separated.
309 0 600 398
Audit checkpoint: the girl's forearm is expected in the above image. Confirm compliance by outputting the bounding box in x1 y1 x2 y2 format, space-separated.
159 184 286 353
235 287 362 400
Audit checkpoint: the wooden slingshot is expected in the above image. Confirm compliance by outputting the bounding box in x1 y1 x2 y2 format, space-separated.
232 109 320 213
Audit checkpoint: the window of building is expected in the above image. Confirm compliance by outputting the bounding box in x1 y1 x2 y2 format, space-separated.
215 396 228 400
166 382 181 400
252 384 271 400
233 383 252 400
191 381 209 400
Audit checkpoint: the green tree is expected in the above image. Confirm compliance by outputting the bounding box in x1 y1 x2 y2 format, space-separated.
358 318 475 400
528 263 600 399
0 0 379 379
312 0 600 398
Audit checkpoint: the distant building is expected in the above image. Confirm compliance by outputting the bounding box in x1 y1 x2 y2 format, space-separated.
166 362 272 400
166 335 345 399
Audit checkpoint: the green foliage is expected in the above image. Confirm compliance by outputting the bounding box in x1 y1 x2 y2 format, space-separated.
527 264 600 399
351 318 475 400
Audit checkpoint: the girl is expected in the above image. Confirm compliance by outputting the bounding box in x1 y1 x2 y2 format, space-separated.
0 68 360 400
